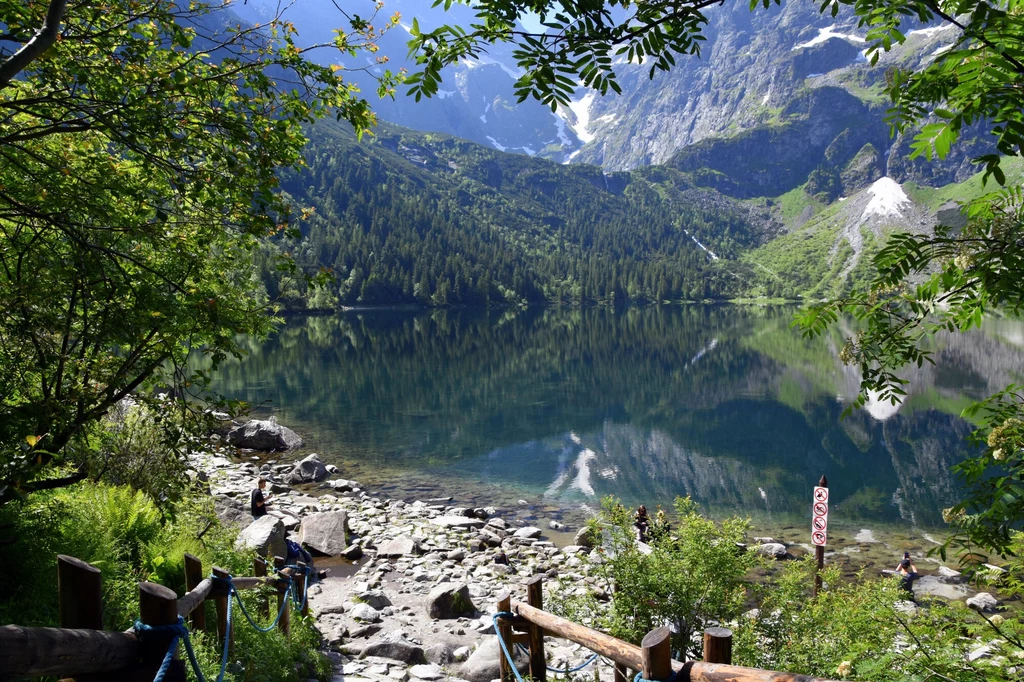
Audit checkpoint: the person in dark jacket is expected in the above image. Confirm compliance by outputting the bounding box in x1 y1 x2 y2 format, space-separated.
251 478 272 518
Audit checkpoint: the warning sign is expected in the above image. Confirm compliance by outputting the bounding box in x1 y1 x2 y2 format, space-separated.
811 485 828 547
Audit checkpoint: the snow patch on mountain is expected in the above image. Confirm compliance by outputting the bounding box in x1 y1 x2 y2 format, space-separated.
792 25 866 50
862 177 911 220
907 24 957 39
486 136 507 151
565 92 596 144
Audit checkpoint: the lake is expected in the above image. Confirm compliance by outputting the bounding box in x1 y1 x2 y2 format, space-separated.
207 305 1024 538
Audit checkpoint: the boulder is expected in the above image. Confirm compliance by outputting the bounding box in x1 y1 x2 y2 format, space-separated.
430 515 486 529
513 526 543 539
377 535 422 558
361 640 427 664
424 643 456 665
912 575 969 601
410 663 445 680
342 544 364 560
350 603 381 622
215 498 253 530
754 543 788 559
426 583 476 619
234 515 285 558
299 511 349 555
573 526 598 548
286 454 329 484
357 590 392 610
226 419 303 451
459 637 529 682
966 592 1001 613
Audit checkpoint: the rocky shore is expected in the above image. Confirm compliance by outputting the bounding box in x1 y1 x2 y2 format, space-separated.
194 419 1008 682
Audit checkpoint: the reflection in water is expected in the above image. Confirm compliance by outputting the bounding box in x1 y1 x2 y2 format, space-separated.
204 306 1024 528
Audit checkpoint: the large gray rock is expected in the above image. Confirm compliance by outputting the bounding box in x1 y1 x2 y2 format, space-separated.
573 526 598 548
754 543 788 559
459 637 528 682
234 515 285 558
357 590 392 610
512 526 543 539
226 419 303 451
913 575 969 601
430 515 486 529
426 583 476 619
350 603 381 622
376 535 422 558
286 453 329 484
215 498 252 530
361 640 427 664
966 592 1001 613
299 511 349 555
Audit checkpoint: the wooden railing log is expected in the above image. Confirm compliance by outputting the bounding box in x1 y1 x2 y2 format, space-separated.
641 626 672 681
525 575 547 682
511 600 645 670
211 566 233 652
0 625 138 677
702 628 733 664
177 578 213 620
497 592 513 682
138 582 186 682
183 553 206 631
274 555 290 637
58 555 103 630
254 557 269 618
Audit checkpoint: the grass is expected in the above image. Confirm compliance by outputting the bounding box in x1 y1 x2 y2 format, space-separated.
903 156 1024 210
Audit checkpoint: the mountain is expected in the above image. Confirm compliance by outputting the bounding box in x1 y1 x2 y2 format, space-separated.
227 0 986 191
228 0 585 161
257 119 771 308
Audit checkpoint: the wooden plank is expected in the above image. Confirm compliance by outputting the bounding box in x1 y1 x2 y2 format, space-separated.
58 555 103 630
0 625 138 677
230 575 277 591
177 578 213 620
682 662 839 682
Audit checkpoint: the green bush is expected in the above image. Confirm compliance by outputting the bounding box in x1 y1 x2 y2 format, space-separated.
0 482 331 681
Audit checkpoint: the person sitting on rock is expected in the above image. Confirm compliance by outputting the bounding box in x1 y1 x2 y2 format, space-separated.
251 477 272 518
634 505 650 543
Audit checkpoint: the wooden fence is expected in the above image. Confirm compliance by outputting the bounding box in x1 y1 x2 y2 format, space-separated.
496 575 840 682
0 553 309 681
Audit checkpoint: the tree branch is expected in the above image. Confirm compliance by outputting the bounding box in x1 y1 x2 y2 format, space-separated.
0 0 68 89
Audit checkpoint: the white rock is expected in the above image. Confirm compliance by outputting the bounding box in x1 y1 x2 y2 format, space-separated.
513 527 543 539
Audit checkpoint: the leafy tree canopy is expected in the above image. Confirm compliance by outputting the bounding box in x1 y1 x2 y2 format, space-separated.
0 0 398 504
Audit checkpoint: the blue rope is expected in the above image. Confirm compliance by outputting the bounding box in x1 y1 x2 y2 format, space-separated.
133 615 221 682
515 643 600 673
231 579 292 632
634 670 681 682
493 612 527 682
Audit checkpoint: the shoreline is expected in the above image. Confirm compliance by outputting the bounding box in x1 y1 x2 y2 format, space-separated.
190 425 1002 682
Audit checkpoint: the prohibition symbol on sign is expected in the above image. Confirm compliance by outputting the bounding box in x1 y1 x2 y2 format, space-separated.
814 487 829 502
812 530 827 546
813 516 827 532
813 501 828 516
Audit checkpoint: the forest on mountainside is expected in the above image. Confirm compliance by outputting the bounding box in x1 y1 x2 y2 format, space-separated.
254 121 769 309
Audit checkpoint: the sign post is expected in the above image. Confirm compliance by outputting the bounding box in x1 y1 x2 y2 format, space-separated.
811 475 828 597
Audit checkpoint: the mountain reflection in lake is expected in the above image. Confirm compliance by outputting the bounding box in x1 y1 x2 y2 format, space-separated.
206 306 1024 529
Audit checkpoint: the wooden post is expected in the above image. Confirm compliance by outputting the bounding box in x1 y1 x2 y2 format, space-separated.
274 556 290 637
497 592 513 682
614 664 628 682
138 582 186 682
702 627 732 664
211 566 233 653
814 474 828 597
58 555 103 630
254 557 269 618
295 561 310 617
184 553 206 632
526 576 546 682
640 627 672 682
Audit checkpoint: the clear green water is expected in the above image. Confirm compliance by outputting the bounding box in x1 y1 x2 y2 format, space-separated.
206 305 1024 535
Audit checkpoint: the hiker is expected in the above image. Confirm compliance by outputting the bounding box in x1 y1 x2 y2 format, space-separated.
895 553 919 597
251 477 272 518
634 505 650 543
286 539 328 581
